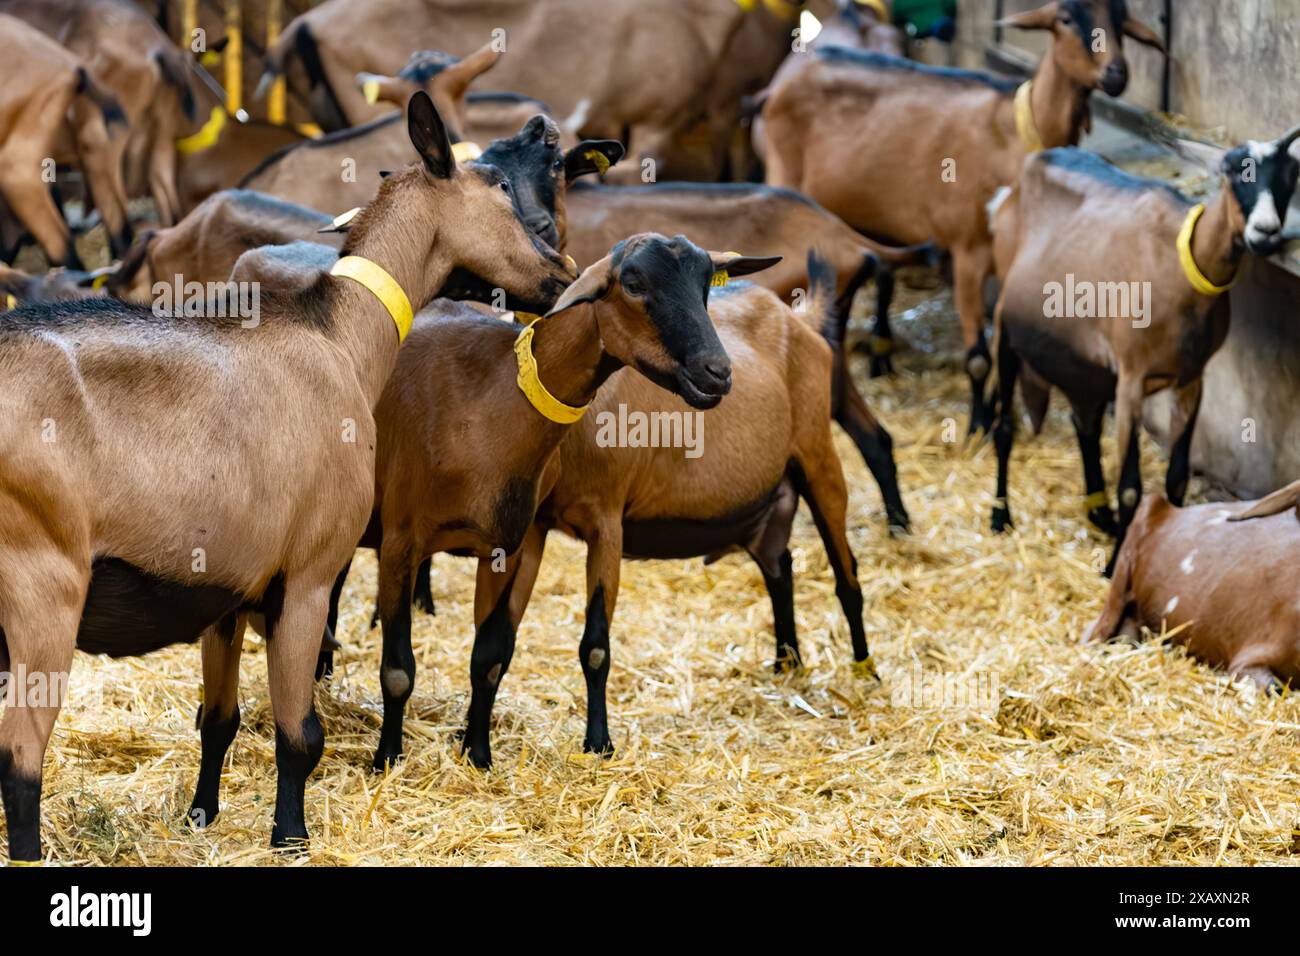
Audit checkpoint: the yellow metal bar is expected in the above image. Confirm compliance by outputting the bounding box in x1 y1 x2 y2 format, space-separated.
266 0 286 124
224 1 243 115
181 0 197 48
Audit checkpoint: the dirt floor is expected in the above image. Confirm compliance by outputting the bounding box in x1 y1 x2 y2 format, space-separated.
15 277 1300 866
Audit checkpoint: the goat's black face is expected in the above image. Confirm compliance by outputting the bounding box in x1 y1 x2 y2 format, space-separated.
615 235 732 410
480 116 565 250
1222 132 1300 256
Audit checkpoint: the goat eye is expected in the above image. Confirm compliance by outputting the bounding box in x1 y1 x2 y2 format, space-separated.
553 157 565 172
499 179 512 194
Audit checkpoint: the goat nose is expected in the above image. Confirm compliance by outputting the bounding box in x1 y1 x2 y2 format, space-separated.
703 360 731 383
1101 60 1128 95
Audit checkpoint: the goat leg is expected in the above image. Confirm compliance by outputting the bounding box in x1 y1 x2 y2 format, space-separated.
1165 379 1203 507
1071 401 1117 537
1106 375 1146 577
317 557 352 682
464 524 548 769
579 523 622 755
868 264 896 378
189 614 246 829
990 326 1021 534
373 546 417 772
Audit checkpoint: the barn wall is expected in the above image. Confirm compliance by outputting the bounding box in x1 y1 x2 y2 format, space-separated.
950 0 1300 141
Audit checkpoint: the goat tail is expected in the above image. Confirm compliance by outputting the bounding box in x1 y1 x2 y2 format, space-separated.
152 46 197 122
1228 478 1300 523
280 21 350 132
106 228 157 293
75 67 128 131
858 236 940 268
804 248 841 349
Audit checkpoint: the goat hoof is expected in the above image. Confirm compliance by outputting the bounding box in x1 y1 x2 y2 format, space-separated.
868 350 894 378
773 648 802 674
990 506 1013 533
851 657 880 683
886 509 911 535
1087 507 1119 537
413 594 436 616
186 804 218 830
583 735 615 758
372 746 404 773
314 651 334 682
463 744 492 770
269 829 309 854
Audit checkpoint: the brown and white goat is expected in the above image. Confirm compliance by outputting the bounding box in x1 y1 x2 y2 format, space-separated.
1085 484 1300 690
340 238 778 771
759 0 1164 433
0 93 574 862
0 14 132 265
456 252 880 767
987 136 1300 567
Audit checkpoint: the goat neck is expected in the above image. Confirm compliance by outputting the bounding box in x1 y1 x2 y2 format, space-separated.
1020 45 1094 150
1187 187 1243 291
526 302 616 410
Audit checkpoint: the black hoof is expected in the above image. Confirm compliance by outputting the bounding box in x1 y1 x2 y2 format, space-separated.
773 646 802 674
583 736 615 758
868 353 894 378
886 507 911 535
1087 507 1119 538
315 651 334 682
991 506 1013 533
463 742 492 770
413 592 436 616
372 746 403 773
187 804 217 829
269 829 309 853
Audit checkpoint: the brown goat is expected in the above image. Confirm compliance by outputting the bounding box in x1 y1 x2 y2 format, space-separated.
241 44 503 211
987 137 1300 567
0 262 114 305
456 252 879 767
1085 488 1300 690
107 188 343 302
345 238 779 770
564 180 926 528
261 0 757 178
175 110 308 214
0 14 132 265
0 93 575 862
0 0 198 227
759 0 1164 433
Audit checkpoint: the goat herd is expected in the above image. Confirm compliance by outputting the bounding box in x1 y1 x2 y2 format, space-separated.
0 0 1297 865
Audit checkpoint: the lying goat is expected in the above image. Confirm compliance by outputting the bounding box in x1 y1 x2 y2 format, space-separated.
0 92 574 862
0 13 132 264
759 0 1163 433
1085 482 1300 690
988 134 1300 563
459 252 880 767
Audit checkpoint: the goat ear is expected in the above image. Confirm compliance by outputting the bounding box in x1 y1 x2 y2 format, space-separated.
709 252 783 277
996 2 1058 31
408 90 454 179
565 140 625 183
1123 17 1165 52
440 41 502 99
545 256 612 316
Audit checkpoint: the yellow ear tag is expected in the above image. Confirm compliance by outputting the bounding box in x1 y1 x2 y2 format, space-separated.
200 50 221 68
296 123 324 138
854 0 890 21
362 80 381 105
583 149 611 175
451 141 483 164
712 251 742 287
91 273 110 290
4 294 16 311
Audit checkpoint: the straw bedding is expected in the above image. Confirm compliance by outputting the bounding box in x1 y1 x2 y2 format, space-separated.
9 281 1299 866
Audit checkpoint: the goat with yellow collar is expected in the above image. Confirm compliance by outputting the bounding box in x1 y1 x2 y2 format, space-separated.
986 133 1300 569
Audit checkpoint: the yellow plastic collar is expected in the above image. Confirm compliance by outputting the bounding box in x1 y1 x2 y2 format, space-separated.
4 294 16 311
330 256 414 342
514 317 590 424
452 141 483 163
176 106 227 155
855 0 890 21
1177 203 1237 296
1014 81 1043 153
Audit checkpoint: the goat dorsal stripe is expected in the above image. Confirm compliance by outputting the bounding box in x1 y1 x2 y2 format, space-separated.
1176 204 1237 296
1014 81 1043 153
175 106 227 155
329 256 415 342
514 317 591 424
